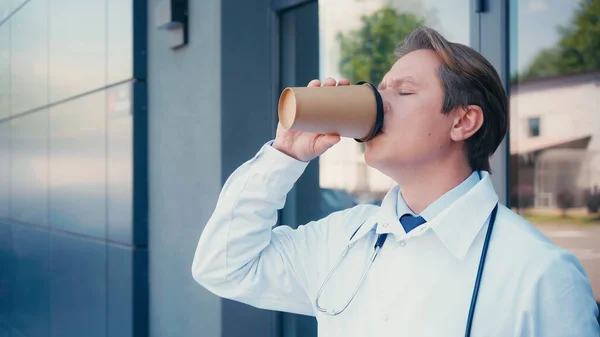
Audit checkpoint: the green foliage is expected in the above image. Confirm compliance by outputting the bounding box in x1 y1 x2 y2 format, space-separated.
520 0 600 81
337 6 424 85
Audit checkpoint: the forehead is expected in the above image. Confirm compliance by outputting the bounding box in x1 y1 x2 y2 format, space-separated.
384 49 443 83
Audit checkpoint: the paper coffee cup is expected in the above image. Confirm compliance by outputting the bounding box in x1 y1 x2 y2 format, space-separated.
277 81 384 142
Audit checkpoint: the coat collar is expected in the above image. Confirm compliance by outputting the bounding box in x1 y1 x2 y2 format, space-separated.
348 170 499 260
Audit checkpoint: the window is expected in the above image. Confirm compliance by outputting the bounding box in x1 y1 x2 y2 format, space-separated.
528 117 540 137
49 91 106 238
49 0 106 102
11 0 48 115
510 0 600 300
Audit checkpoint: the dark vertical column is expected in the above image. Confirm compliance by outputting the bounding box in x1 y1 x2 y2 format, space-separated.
478 0 510 205
276 3 320 337
220 0 281 336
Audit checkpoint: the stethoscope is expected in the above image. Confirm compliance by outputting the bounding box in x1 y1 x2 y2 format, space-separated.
314 189 499 337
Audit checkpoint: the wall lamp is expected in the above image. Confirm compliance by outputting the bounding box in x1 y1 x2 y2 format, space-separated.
155 0 188 49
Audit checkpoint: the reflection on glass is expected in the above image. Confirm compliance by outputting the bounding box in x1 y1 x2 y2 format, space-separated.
318 0 470 215
49 91 106 239
0 23 9 120
510 0 600 300
10 0 26 12
0 2 10 22
108 0 133 84
107 83 133 243
10 225 49 337
10 0 48 114
49 0 106 103
0 122 9 217
10 111 48 226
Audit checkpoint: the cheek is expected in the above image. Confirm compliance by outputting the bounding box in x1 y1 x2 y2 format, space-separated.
421 117 454 150
386 110 452 147
382 99 426 134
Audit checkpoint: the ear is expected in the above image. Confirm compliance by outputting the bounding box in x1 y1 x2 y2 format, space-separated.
450 105 484 142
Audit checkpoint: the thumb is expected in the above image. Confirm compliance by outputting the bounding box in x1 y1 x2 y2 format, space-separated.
315 134 341 153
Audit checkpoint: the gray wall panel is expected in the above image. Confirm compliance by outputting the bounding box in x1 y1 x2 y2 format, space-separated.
10 224 49 337
0 222 12 322
147 0 222 336
107 83 135 244
48 232 106 337
49 91 106 239
10 111 48 226
48 0 106 103
0 23 9 120
108 244 148 337
10 0 48 115
0 1 145 337
10 1 27 13
0 123 8 218
0 2 10 22
108 0 134 84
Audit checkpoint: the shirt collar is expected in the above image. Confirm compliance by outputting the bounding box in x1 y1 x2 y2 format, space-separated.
348 170 498 260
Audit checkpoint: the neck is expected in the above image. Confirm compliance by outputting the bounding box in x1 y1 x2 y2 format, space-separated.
391 157 473 215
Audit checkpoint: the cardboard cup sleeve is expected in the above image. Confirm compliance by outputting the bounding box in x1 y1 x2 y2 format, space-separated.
277 81 384 142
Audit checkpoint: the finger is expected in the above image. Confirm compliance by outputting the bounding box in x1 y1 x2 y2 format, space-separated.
338 78 351 86
323 78 337 87
316 134 341 151
308 79 321 87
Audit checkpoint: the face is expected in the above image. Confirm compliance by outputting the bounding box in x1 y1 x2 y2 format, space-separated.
364 49 461 174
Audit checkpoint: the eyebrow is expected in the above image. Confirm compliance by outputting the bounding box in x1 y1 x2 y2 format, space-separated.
377 76 418 89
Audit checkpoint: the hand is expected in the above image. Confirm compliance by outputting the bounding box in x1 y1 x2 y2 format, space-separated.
273 78 349 162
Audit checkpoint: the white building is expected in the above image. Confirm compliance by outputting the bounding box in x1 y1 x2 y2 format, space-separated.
510 72 600 208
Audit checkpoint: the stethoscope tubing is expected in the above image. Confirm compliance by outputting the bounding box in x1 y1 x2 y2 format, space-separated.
313 203 499 337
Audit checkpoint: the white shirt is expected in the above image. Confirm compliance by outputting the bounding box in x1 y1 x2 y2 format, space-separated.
192 141 600 337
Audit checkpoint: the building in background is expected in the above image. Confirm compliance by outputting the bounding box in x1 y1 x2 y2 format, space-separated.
510 72 600 209
0 1 598 337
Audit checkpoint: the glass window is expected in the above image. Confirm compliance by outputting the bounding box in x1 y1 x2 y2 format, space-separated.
0 122 8 217
49 91 106 239
10 0 27 13
0 2 10 22
0 23 9 120
528 117 540 137
318 0 471 215
10 0 48 115
510 0 600 300
107 0 133 84
49 0 106 103
107 82 133 243
10 110 48 226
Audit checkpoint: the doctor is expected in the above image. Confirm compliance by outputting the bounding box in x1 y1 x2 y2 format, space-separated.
192 27 600 336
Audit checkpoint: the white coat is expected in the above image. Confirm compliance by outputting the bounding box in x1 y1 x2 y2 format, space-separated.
192 141 600 337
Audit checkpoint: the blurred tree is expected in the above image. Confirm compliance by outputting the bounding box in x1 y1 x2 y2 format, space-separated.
557 188 575 217
337 6 424 85
511 184 534 214
519 0 600 81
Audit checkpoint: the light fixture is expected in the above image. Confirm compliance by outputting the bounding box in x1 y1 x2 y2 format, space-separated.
155 0 188 49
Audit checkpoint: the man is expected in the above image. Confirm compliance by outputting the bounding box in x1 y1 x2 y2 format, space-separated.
191 27 599 336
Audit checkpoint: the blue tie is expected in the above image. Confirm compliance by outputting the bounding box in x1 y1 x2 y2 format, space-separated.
399 214 426 233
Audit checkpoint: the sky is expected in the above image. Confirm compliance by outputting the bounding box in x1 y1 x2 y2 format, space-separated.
511 0 582 75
